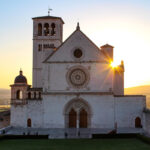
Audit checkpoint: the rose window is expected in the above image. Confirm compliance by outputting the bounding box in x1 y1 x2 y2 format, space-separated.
67 66 90 88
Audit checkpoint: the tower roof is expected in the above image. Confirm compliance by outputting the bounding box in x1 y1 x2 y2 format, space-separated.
14 70 27 84
32 16 64 24
101 44 114 48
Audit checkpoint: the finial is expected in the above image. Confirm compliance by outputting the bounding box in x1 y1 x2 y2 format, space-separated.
20 68 23 75
121 60 124 65
48 8 52 16
76 22 80 30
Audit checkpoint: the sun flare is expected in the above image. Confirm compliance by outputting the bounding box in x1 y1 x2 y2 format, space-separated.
111 61 118 68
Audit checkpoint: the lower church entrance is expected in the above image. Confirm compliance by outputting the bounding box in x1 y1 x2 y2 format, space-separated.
68 108 88 128
65 98 91 128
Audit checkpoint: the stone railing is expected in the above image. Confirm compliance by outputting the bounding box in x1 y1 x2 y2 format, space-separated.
27 88 42 100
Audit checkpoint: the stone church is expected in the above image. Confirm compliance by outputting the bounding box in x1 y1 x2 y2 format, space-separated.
9 14 147 138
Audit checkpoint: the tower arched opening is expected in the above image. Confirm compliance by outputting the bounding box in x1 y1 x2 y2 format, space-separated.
38 23 42 36
16 90 23 99
51 23 56 36
44 23 49 36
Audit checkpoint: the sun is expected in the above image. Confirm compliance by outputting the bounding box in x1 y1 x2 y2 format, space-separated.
110 61 118 68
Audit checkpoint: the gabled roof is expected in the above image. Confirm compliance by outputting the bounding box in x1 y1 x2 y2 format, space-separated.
32 16 64 24
44 28 102 63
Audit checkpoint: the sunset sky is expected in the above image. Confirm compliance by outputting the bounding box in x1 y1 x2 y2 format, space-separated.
0 0 150 89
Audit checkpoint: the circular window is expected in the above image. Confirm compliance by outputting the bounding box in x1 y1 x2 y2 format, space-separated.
66 66 90 88
70 69 86 86
74 49 83 58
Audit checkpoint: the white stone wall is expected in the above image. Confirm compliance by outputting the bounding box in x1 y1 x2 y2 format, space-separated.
11 95 146 131
46 30 105 62
32 18 63 88
42 94 115 128
42 63 113 92
11 101 43 128
143 110 150 135
113 68 124 95
115 96 146 128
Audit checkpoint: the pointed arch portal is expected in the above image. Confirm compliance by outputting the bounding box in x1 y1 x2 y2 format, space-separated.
64 98 91 128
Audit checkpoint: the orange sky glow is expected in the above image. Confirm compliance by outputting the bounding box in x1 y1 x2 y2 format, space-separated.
0 0 150 89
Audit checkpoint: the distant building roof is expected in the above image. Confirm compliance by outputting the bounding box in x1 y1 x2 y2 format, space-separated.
32 16 64 24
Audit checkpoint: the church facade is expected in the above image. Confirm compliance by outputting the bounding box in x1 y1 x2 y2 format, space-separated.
10 14 146 138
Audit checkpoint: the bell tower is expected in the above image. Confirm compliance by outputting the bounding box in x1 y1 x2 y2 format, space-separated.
32 14 64 88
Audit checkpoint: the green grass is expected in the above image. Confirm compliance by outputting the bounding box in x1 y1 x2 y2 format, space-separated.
0 139 150 150
0 109 8 112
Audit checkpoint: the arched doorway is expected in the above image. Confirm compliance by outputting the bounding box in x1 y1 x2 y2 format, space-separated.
69 109 77 128
135 117 142 128
79 109 88 128
64 98 91 128
27 118 32 127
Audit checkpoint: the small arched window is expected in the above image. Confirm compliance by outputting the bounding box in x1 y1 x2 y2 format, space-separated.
39 92 41 99
135 117 142 128
51 23 56 36
16 90 23 99
27 118 31 127
38 23 42 36
44 23 49 36
28 92 31 99
34 92 36 99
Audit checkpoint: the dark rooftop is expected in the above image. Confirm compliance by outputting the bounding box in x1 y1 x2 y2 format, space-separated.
14 70 27 84
101 44 114 48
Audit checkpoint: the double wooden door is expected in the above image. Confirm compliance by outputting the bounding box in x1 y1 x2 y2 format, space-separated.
68 109 87 128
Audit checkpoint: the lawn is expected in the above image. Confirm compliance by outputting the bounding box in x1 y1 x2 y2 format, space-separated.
0 138 150 150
